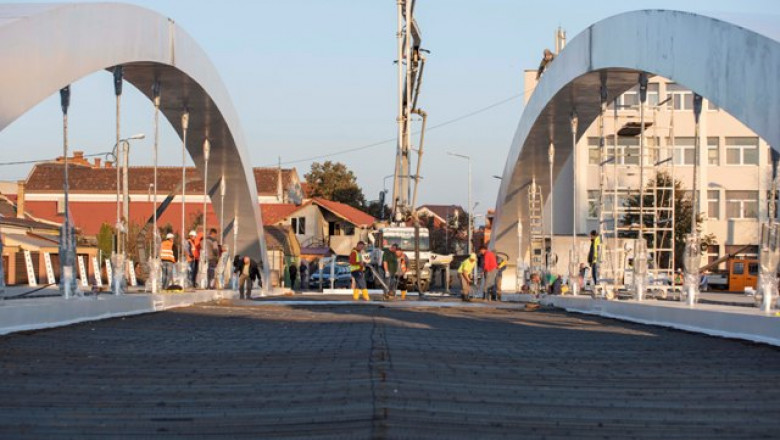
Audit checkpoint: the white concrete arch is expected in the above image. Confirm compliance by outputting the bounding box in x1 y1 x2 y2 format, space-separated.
0 3 268 267
492 10 780 287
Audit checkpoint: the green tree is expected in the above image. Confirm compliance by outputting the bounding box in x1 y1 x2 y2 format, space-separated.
304 161 366 209
621 171 714 268
96 223 114 259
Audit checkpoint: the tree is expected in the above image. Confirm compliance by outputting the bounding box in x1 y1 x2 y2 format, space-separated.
621 171 715 268
96 223 114 259
365 199 391 221
304 161 366 209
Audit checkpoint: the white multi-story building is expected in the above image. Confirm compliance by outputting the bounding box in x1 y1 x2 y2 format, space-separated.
523 69 773 269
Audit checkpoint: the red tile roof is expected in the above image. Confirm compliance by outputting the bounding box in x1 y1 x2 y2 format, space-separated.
25 163 297 196
260 204 300 226
311 198 375 227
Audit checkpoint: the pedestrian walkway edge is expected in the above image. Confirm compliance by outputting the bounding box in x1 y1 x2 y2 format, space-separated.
542 296 780 347
0 290 237 336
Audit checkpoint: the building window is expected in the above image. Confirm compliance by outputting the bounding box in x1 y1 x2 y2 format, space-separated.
614 83 659 109
291 216 306 235
588 137 614 165
707 190 720 220
587 190 599 219
671 137 696 165
707 137 719 166
726 190 758 219
725 137 759 165
666 83 693 111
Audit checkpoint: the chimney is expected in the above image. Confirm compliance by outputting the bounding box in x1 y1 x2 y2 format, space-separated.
73 150 84 161
16 180 25 219
93 158 101 168
105 161 113 168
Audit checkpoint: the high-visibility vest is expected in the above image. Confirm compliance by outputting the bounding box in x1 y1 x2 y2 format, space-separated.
593 235 602 261
186 238 197 262
349 249 363 272
160 240 176 263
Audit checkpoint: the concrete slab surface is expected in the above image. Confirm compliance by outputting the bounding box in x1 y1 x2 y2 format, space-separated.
0 299 779 438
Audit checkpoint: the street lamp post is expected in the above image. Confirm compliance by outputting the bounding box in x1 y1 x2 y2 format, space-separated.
151 81 161 294
548 141 555 274
111 133 145 295
180 111 190 287
447 152 471 254
569 112 579 296
218 176 226 289
197 139 211 289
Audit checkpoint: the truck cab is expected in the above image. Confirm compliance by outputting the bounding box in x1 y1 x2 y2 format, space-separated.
371 226 432 292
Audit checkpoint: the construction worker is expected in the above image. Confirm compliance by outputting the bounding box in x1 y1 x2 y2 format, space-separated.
395 246 409 300
382 244 398 298
588 230 601 286
536 48 555 79
186 230 200 287
479 246 498 301
160 232 177 289
458 253 477 301
349 241 369 301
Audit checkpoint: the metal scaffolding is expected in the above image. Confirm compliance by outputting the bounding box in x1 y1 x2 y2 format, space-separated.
598 74 676 298
528 178 545 291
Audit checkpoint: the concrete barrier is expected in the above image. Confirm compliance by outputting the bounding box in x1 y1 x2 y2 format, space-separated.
541 295 780 347
0 290 237 336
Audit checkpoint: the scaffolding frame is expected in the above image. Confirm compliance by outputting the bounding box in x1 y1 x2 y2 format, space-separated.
598 75 676 296
528 178 545 291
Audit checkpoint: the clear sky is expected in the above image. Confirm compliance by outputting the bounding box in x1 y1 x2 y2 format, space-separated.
1 0 778 219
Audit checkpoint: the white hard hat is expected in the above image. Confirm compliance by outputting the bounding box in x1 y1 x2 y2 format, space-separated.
166 233 174 239
188 230 196 237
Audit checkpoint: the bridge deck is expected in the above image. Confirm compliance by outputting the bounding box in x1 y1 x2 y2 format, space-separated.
1 299 778 438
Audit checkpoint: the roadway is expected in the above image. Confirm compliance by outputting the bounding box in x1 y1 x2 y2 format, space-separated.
1 296 778 438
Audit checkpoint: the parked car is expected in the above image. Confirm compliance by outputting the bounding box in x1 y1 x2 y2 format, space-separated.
309 263 353 289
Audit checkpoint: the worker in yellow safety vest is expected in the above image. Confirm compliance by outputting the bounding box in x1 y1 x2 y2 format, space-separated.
588 230 601 286
160 232 177 289
458 253 476 301
349 241 369 301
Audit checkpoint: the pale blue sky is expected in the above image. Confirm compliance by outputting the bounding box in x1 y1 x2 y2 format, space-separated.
1 0 778 216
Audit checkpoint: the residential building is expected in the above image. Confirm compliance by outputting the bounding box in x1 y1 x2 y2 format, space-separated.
523 69 772 270
263 198 376 257
0 194 98 286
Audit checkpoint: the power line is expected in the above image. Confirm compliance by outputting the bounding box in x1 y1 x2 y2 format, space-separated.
0 151 111 167
268 91 526 166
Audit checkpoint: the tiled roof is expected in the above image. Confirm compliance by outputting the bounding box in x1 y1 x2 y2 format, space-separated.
311 198 375 227
25 163 297 196
0 215 60 231
300 182 312 198
260 204 300 226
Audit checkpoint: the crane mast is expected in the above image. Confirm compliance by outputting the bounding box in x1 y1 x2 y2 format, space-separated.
392 0 427 222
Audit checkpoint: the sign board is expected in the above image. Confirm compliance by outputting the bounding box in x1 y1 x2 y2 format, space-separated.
105 258 113 287
23 250 37 287
43 252 56 285
78 256 88 287
127 260 137 287
92 256 103 287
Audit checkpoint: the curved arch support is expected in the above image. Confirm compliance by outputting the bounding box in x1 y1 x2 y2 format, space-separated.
0 3 268 273
493 10 780 289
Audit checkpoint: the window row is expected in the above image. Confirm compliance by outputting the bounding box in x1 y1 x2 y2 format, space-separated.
609 83 718 112
586 190 759 220
587 137 761 166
